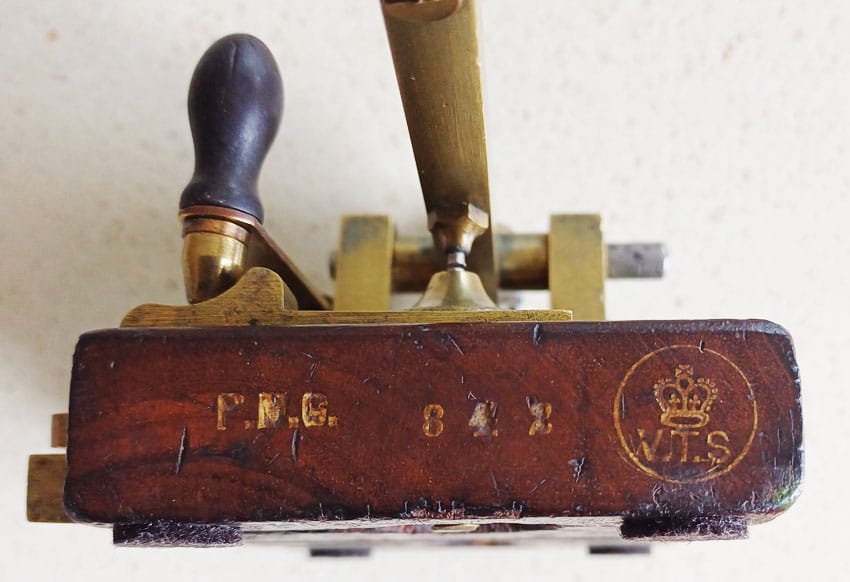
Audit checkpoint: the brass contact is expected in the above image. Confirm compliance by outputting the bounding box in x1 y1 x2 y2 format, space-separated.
411 269 497 311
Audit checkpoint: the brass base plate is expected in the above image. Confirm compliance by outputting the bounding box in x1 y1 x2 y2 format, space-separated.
122 268 572 328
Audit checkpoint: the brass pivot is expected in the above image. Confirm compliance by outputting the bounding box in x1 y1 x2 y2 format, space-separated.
412 202 497 311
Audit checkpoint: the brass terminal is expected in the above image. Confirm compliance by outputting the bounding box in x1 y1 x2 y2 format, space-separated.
411 269 497 311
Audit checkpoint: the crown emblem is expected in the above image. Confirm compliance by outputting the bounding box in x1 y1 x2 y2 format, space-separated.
653 364 718 429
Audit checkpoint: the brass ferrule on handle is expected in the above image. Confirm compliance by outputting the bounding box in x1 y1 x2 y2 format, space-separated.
181 216 250 304
180 205 330 310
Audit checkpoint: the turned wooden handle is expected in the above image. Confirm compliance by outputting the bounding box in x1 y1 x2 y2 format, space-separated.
179 34 283 222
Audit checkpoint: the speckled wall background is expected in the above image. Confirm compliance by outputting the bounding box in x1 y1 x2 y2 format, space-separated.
2 1 847 579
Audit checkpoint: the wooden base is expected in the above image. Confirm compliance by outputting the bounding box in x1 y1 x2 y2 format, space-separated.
64 319 801 544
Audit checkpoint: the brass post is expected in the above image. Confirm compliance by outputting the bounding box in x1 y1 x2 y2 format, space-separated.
334 216 395 311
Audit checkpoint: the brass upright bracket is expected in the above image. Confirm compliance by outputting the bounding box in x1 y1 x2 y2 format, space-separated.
548 215 606 320
333 215 395 311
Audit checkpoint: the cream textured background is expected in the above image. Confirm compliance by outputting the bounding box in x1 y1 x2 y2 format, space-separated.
2 1 848 580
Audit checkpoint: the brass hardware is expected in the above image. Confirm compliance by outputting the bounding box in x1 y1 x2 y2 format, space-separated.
414 202 496 311
497 234 551 291
549 215 606 319
51 414 68 448
385 233 441 291
382 0 463 23
27 454 71 523
333 233 666 292
427 202 489 260
180 205 330 310
382 0 497 300
411 269 498 311
334 216 395 311
182 224 248 304
123 267 570 328
124 267 298 328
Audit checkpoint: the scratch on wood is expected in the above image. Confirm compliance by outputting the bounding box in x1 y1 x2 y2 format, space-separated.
302 353 317 382
443 333 464 355
528 479 547 495
698 339 705 353
533 324 543 346
361 376 383 394
267 453 280 466
174 426 188 475
568 457 586 482
490 471 501 498
291 429 300 463
651 483 664 508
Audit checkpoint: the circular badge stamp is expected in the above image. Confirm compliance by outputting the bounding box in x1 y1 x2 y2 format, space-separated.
613 345 758 483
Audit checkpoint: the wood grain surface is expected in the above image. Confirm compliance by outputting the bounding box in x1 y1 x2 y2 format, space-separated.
64 320 801 531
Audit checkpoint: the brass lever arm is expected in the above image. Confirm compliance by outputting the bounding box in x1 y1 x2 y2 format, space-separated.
382 0 497 300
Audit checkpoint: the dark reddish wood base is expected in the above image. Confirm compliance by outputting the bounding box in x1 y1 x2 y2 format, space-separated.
64 319 802 544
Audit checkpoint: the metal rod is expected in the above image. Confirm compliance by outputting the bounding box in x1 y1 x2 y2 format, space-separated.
330 234 666 291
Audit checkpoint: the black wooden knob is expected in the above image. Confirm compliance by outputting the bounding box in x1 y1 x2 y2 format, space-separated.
179 34 283 222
